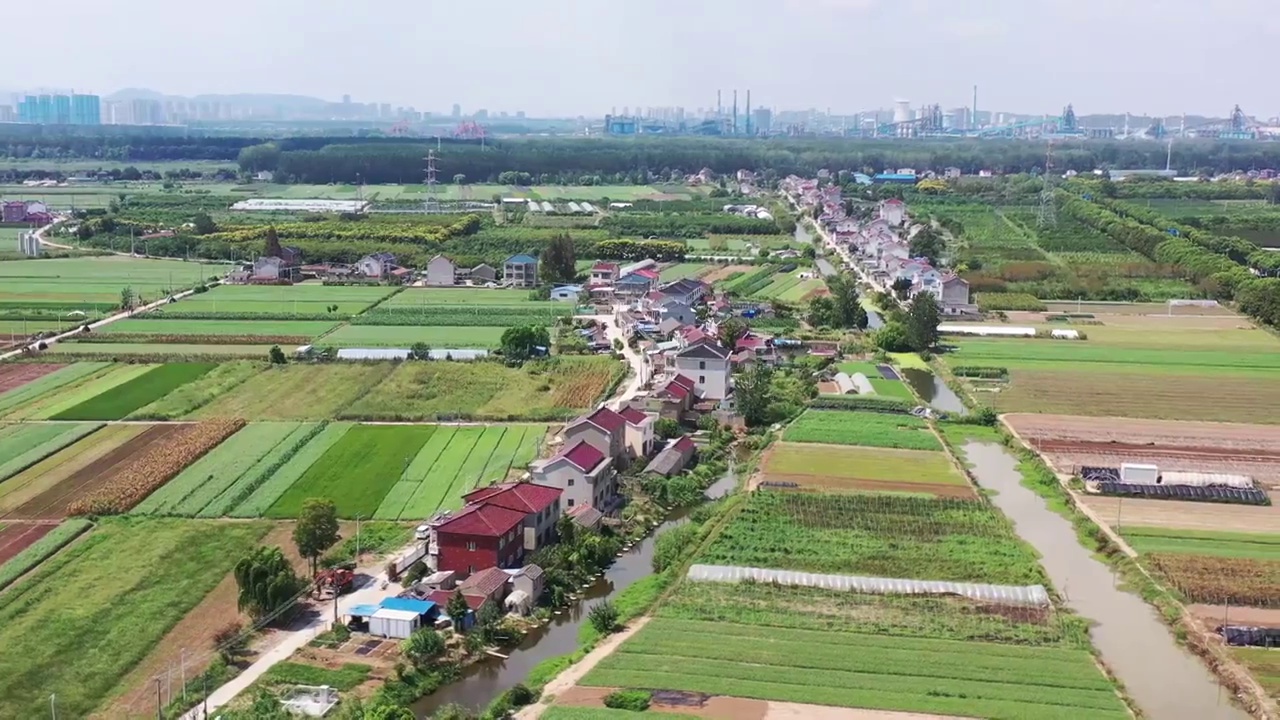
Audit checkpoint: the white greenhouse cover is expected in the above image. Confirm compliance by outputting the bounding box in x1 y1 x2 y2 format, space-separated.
1160 471 1254 489
686 564 1051 607
938 324 1036 337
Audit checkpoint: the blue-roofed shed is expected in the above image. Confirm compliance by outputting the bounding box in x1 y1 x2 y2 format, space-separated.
347 604 380 618
379 597 436 615
872 173 919 185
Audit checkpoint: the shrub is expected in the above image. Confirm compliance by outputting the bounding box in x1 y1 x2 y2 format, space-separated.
588 601 620 635
952 365 1008 379
604 689 653 711
808 394 912 413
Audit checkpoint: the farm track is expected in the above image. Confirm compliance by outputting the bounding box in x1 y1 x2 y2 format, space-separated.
6 425 181 519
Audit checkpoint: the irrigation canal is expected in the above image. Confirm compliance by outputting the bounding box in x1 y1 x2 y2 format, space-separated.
411 468 739 717
962 441 1249 720
903 368 967 415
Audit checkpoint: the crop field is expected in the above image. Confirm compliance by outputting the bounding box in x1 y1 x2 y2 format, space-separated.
761 442 969 496
0 364 67 394
192 363 395 420
95 318 339 340
49 363 216 420
131 422 322 517
750 273 826 302
0 256 230 311
160 283 394 317
781 410 940 451
343 357 621 421
1146 553 1280 608
0 363 156 420
322 324 508 349
126 360 266 419
353 303 570 327
0 422 102 483
658 262 712 281
48 342 280 358
0 425 150 515
1121 528 1280 561
582 617 1126 720
228 422 353 517
383 288 543 306
0 520 91 590
0 517 268 719
699 492 1042 585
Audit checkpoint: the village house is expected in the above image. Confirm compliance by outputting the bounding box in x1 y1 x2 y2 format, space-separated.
457 567 511 609
252 256 284 280
562 407 628 462
550 285 583 303
646 435 697 477
504 254 539 288
673 340 732 401
617 406 656 459
432 503 529 576
426 255 457 286
645 373 697 418
460 482 562 552
589 262 620 285
529 441 618 512
505 565 545 615
466 263 498 284
358 252 398 278
616 272 657 297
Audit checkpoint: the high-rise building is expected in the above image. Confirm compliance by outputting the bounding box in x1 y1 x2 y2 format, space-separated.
70 94 101 125
0 106 14 123
52 95 71 124
451 103 461 118
753 108 772 134
475 109 488 120
15 93 100 125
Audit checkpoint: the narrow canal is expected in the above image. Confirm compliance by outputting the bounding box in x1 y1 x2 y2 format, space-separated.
412 469 739 716
961 441 1249 720
902 368 967 415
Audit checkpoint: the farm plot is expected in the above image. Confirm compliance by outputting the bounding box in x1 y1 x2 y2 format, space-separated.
0 364 66 394
0 517 268 720
782 410 940 451
1121 528 1280 561
0 520 91 590
397 426 481 518
228 422 353 517
161 283 393 317
267 424 436 518
323 324 508 349
49 362 216 420
0 363 152 420
0 256 229 311
132 422 320 517
193 363 395 420
47 342 279 358
582 618 1127 720
1080 493 1279 535
658 263 712 281
383 287 548 306
126 360 266 419
761 442 969 496
0 422 102 483
1145 554 1280 607
353 304 569 327
0 425 151 515
698 492 1043 585
344 357 620 421
93 318 339 342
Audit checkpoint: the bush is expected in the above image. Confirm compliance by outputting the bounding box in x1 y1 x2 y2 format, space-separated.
588 601 620 635
952 366 1008 379
604 689 653 711
809 394 912 413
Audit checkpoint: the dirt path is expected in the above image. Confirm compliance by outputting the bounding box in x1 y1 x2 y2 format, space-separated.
514 617 651 720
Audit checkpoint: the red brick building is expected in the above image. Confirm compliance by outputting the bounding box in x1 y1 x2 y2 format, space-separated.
435 483 562 576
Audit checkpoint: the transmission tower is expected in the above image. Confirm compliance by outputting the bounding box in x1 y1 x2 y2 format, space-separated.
424 148 440 214
1036 141 1057 227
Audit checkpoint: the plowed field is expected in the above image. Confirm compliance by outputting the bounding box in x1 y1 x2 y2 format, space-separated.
1080 493 1280 534
3 425 182 519
0 364 64 394
0 523 55 564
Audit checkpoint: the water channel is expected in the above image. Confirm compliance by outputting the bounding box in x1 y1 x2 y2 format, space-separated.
901 368 967 415
961 441 1249 720
412 469 739 717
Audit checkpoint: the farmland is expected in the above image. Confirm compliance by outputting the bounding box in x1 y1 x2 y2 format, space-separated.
0 520 91 590
0 256 230 312
836 360 916 400
0 422 102 482
781 410 940 451
192 364 395 420
0 363 154 420
154 283 394 317
321 324 508 349
93 318 339 340
49 362 216 420
0 518 268 719
761 441 969 496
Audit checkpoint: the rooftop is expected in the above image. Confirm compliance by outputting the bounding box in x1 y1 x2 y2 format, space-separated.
583 406 628 433
617 406 649 425
561 440 606 472
435 502 527 538
506 253 538 265
459 566 510 597
462 482 561 514
378 596 436 615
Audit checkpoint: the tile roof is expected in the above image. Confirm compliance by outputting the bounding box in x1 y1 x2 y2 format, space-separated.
567 503 604 528
591 262 619 272
462 482 561 514
678 341 730 360
674 435 697 453
635 269 660 280
514 564 544 580
561 441 606 472
659 381 690 400
505 254 538 264
617 406 649 425
585 407 627 433
671 374 697 390
435 502 526 538
425 589 490 612
459 566 510 597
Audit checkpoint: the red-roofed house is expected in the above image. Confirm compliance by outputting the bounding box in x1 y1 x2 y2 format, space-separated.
461 482 562 551
458 566 511 607
635 268 660 281
645 373 697 418
617 406 656 458
529 440 617 511
590 262 620 285
433 502 529 576
425 588 492 617
563 407 628 462
646 435 698 477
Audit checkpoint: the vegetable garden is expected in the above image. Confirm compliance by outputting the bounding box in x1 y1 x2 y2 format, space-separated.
781 410 940 451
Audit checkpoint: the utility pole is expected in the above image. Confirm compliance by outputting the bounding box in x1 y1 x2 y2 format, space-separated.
355 514 362 561
49 693 55 720
155 677 163 720
180 648 187 705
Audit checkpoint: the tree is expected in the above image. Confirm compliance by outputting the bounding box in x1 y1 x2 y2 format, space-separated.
268 345 287 364
891 277 912 300
264 225 283 259
806 295 836 327
801 245 816 259
905 293 942 352
446 592 470 631
294 498 340 576
500 325 551 364
735 362 774 427
654 417 681 439
826 273 868 330
234 546 306 622
453 173 466 185
192 212 217 235
716 317 748 350
408 342 432 360
872 321 911 352
539 233 577 284
908 227 945 264
119 286 136 311
212 621 248 665
236 143 281 173
401 627 445 667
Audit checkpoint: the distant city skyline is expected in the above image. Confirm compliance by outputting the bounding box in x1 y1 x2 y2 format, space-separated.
4 0 1277 119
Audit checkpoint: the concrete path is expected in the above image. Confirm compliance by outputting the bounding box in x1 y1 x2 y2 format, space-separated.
576 307 649 411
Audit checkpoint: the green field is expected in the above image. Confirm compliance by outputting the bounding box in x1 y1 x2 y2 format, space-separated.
228 422 354 517
126 360 266 419
267 424 436 518
781 410 940 451
193 364 394 420
322 324 508 349
0 518 268 719
49 363 216 420
48 342 279 357
97 318 339 338
658 263 711 281
0 364 155 420
0 423 102 482
383 288 542 306
949 335 1280 373
160 283 394 316
765 442 967 487
0 256 230 311
1121 527 1280 561
0 520 92 591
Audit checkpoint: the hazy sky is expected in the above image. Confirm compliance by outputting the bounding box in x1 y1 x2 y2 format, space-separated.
11 0 1277 117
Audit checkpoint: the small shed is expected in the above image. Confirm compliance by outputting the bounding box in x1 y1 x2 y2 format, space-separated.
369 608 420 639
550 285 583 302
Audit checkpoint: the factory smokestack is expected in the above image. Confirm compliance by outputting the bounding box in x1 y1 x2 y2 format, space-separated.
733 90 738 135
746 90 752 135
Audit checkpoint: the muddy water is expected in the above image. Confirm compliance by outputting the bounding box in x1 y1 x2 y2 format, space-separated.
902 368 968 415
411 468 738 716
962 441 1249 720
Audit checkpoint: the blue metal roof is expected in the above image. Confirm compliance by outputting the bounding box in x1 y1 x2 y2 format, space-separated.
505 254 538 264
348 604 379 617
379 597 436 614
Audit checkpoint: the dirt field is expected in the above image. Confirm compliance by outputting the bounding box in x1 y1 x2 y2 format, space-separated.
1080 493 1280 534
1188 604 1280 629
1006 413 1280 487
5 424 181 519
97 524 309 718
0 521 55 564
761 474 978 499
0 424 147 515
703 264 755 283
0 364 65 394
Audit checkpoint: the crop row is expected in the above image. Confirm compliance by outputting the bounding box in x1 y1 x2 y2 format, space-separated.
0 520 93 591
782 409 940 451
66 419 245 515
352 304 571 327
229 423 353 517
67 334 312 345
1147 553 1280 607
0 423 102 483
50 363 217 421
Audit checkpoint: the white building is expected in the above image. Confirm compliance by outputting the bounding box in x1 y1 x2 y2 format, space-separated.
672 341 732 401
426 255 456 286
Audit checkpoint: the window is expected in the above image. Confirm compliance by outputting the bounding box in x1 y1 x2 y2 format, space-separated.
699 361 706 370
567 478 575 486
468 564 474 574
699 375 705 383
466 541 477 551
567 498 575 507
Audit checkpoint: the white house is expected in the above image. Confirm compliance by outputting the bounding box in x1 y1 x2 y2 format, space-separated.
529 441 618 512
672 341 732 401
426 255 457 286
879 199 906 227
550 285 583 303
617 406 656 459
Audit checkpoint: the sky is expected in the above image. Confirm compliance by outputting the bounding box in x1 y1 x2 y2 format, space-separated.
9 0 1277 118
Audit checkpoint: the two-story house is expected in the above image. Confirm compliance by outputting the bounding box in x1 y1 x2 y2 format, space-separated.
617 406 656 459
657 278 709 307
461 482 562 552
503 254 539 288
589 262 620 285
562 407 628 461
432 503 529 576
645 373 697 419
358 252 398 278
426 254 457 286
673 341 732 401
529 441 617 512
879 198 906 227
